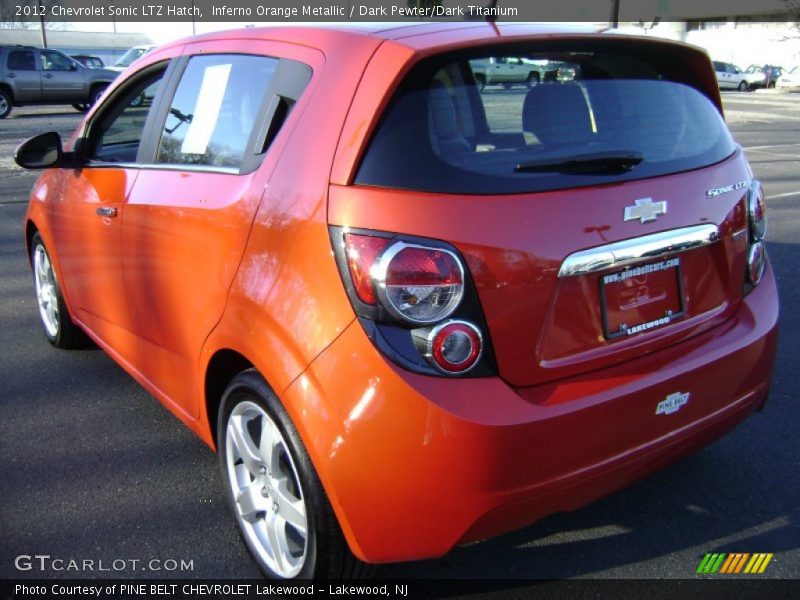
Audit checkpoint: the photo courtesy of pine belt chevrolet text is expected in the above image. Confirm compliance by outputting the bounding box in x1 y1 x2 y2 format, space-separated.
15 22 779 580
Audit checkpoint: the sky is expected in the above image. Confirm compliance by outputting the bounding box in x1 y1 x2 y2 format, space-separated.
64 21 258 44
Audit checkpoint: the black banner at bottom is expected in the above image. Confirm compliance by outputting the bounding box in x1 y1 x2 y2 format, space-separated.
3 579 800 600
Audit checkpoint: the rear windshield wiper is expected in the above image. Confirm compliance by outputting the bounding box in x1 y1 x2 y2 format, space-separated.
515 151 643 174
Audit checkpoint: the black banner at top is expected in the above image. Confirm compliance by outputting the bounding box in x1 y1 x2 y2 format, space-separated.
3 0 800 23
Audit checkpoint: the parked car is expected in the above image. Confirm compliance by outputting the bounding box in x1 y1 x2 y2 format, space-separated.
16 24 778 580
70 54 104 69
469 56 547 89
107 44 155 72
712 61 749 91
744 64 784 90
776 65 800 90
0 45 118 117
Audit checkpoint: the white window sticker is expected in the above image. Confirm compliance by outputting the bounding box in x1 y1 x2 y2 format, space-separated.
180 63 231 155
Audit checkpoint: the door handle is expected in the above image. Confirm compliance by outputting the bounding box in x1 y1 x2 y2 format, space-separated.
96 206 117 218
6 73 15 78
43 73 53 79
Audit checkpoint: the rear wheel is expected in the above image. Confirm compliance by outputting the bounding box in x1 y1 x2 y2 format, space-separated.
738 80 748 92
72 103 89 112
0 88 12 119
218 370 369 580
89 84 107 107
526 72 540 88
475 74 486 91
30 232 87 348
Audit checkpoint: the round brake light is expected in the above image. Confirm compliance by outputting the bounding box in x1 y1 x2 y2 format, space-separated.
374 242 464 324
425 320 483 374
747 180 767 241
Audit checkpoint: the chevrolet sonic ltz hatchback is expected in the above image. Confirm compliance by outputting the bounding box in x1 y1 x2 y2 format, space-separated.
16 23 778 580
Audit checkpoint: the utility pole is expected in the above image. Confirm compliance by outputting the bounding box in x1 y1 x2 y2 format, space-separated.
610 0 620 28
38 0 47 47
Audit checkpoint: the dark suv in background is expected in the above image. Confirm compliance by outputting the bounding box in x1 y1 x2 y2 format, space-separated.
0 45 119 118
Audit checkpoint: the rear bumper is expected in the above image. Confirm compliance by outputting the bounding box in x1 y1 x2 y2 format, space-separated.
283 262 778 563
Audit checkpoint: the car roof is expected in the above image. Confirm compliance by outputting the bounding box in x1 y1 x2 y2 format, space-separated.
160 22 608 52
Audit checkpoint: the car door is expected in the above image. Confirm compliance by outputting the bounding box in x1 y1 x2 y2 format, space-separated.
47 62 173 362
5 49 41 102
39 50 86 102
493 57 514 82
712 62 724 88
122 43 312 417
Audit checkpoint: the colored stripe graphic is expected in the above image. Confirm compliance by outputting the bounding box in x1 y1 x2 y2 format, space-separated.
720 553 748 573
697 552 773 574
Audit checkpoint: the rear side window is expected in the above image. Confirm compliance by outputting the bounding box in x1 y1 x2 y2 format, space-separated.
8 50 36 71
156 54 278 169
356 43 736 195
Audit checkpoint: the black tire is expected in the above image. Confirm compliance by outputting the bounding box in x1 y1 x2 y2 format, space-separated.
768 81 776 89
217 370 370 580
72 103 89 112
502 83 513 89
738 80 748 92
89 84 107 107
0 88 12 119
526 72 540 88
30 232 88 349
475 74 486 92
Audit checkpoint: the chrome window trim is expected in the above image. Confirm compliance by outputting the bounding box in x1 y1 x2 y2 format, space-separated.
558 224 720 278
85 161 240 175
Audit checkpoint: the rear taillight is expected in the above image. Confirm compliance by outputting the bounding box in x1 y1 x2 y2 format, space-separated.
745 180 767 289
344 234 464 324
374 242 464 324
344 234 389 305
747 241 766 286
332 228 494 377
747 180 767 241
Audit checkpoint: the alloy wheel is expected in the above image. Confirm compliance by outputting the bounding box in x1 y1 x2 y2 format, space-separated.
33 244 59 338
225 400 308 578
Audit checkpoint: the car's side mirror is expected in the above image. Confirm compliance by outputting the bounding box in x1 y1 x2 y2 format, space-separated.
15 132 73 169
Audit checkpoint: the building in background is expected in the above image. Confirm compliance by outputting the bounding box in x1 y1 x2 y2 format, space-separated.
0 30 152 67
619 21 800 71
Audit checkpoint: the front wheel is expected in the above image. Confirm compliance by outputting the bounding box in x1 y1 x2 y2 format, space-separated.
72 103 89 112
218 370 369 580
526 72 540 88
30 232 87 348
738 80 748 92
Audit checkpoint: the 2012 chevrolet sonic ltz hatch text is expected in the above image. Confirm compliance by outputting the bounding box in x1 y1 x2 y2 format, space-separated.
16 23 778 580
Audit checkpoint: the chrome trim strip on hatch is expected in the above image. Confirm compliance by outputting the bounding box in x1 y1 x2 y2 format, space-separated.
558 224 720 278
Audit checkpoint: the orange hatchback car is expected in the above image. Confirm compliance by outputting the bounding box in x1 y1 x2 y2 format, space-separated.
17 23 778 579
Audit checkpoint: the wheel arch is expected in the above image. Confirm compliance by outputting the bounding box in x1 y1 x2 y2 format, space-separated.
25 219 39 262
0 82 14 101
203 348 255 449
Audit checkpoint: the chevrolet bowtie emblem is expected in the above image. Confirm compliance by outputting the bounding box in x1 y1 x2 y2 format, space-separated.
624 198 667 224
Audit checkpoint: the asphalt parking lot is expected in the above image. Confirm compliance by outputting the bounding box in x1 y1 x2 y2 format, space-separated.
1 91 798 584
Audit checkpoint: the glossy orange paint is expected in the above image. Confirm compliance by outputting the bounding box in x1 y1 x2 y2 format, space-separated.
24 23 779 565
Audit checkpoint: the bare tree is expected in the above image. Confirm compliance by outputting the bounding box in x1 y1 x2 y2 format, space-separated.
0 0 65 30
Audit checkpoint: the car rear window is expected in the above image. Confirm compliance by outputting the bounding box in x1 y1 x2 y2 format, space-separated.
356 42 736 195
